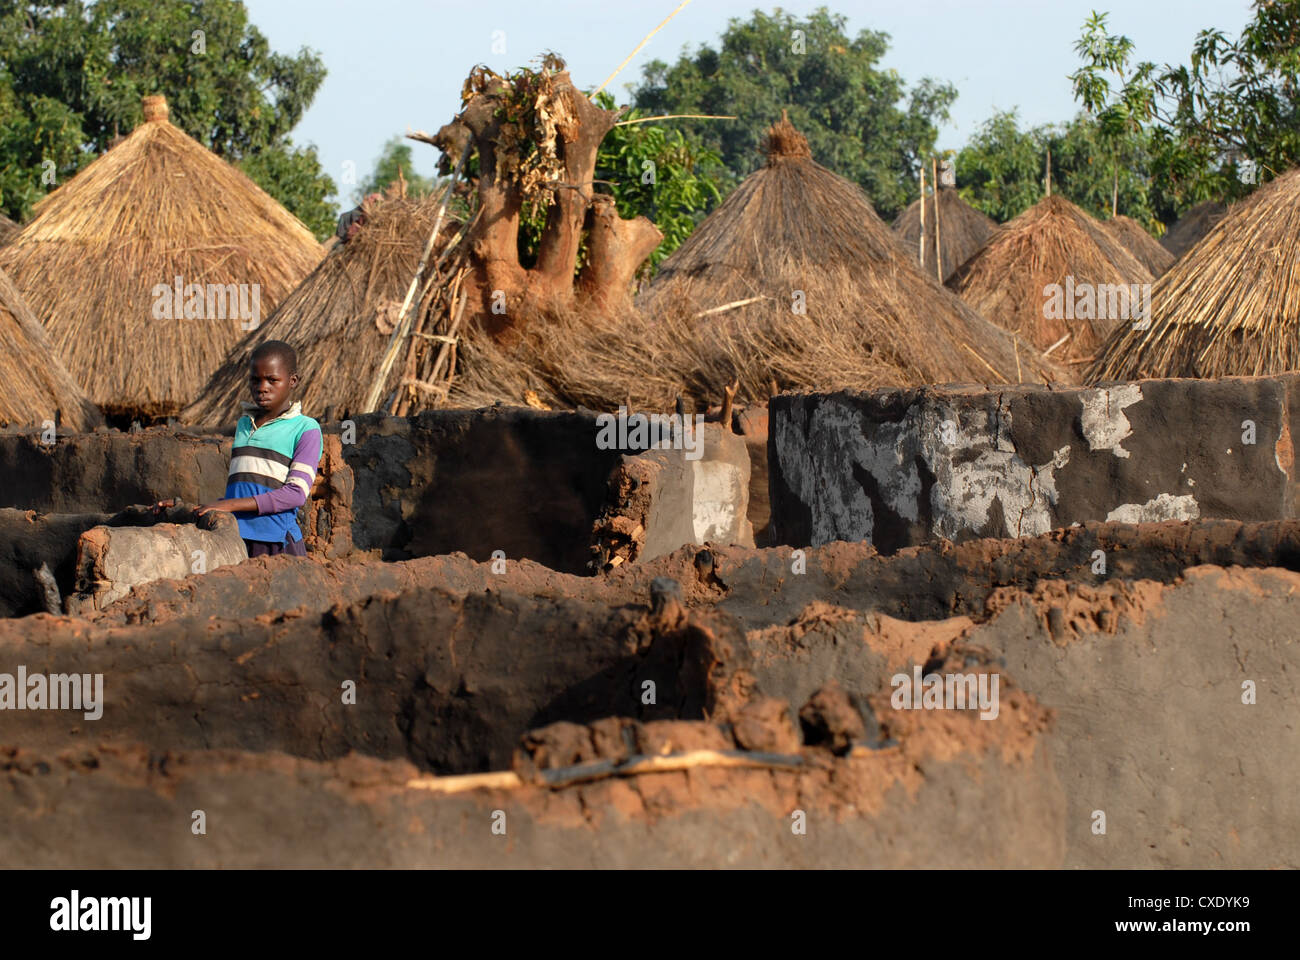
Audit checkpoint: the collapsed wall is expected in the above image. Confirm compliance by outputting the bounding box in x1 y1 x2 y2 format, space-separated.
771 374 1300 551
80 517 1300 629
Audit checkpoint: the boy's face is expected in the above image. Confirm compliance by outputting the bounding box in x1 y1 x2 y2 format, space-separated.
248 355 299 415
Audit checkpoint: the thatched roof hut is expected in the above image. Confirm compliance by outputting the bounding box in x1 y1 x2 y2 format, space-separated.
1105 214 1174 276
1089 168 1300 381
632 119 1057 394
184 194 455 426
946 194 1153 374
0 95 323 419
1160 200 1227 259
0 213 17 246
0 267 102 430
892 184 997 282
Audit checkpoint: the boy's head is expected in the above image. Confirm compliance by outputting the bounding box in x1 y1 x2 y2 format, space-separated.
248 340 300 415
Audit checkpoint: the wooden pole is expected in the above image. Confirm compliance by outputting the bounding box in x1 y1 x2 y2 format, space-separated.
918 163 927 267
362 141 471 414
1045 145 1052 197
932 156 943 283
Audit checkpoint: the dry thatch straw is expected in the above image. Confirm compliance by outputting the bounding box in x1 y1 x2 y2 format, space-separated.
0 266 102 430
947 194 1153 373
617 117 1057 403
0 95 323 419
0 213 17 246
1105 214 1174 277
1160 200 1227 259
1089 168 1300 382
892 184 997 282
184 194 459 426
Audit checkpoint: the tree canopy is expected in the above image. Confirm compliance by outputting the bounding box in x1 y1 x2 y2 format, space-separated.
632 6 955 219
0 0 336 236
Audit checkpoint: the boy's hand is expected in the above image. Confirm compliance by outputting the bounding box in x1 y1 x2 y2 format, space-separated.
152 498 176 515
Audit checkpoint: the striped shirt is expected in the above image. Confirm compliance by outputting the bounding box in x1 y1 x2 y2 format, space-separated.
224 401 322 543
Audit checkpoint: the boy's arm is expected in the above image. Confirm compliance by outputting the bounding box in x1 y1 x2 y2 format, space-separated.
197 497 258 515
250 427 323 515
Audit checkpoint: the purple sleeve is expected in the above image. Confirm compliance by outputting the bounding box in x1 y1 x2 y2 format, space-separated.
253 428 323 515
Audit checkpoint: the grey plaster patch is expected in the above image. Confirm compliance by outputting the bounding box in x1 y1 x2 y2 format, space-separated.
1104 493 1200 524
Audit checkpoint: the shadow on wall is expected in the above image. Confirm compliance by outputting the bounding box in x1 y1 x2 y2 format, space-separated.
341 409 623 574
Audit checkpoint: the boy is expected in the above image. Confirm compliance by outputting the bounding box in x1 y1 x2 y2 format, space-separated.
193 340 321 557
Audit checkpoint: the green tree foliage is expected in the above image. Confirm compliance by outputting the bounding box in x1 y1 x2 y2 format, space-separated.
955 109 1159 228
954 110 1047 223
0 0 336 235
1057 3 1300 221
1068 11 1159 218
632 6 956 218
356 136 436 202
591 92 726 269
1151 0 1300 205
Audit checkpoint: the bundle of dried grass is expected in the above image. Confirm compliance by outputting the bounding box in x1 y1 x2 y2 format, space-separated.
184 193 462 425
1160 200 1227 259
0 95 323 419
892 184 996 282
947 194 1153 373
1089 168 1300 381
0 267 102 430
1105 214 1174 277
0 213 17 246
622 118 1056 401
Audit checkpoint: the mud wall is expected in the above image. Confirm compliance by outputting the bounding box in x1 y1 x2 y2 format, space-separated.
0 428 229 513
333 409 627 572
0 715 1062 868
0 587 655 774
0 508 108 617
80 518 1300 629
770 375 1300 550
1 529 1298 865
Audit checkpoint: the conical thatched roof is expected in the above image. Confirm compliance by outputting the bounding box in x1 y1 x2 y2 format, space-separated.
1105 214 1174 277
0 213 17 246
635 119 1057 391
892 185 997 282
0 266 102 430
947 194 1153 374
0 95 323 418
1090 168 1300 381
1160 200 1227 259
184 194 457 426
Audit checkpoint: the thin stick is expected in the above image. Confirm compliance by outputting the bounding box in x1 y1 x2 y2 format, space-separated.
403 748 806 795
1045 145 1052 197
694 295 769 318
719 378 738 432
932 156 943 283
1042 332 1071 357
425 270 470 392
363 141 471 413
1014 336 1022 383
406 771 523 794
961 342 1007 383
614 113 736 126
591 0 693 99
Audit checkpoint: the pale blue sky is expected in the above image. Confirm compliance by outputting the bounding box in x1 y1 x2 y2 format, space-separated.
243 0 1254 204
